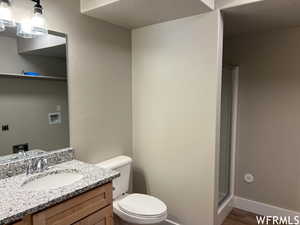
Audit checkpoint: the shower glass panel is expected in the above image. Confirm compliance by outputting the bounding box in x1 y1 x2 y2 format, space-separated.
218 67 233 205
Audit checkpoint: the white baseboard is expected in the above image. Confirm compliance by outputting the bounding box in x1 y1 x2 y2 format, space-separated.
165 197 300 225
160 219 181 225
234 196 300 218
217 195 234 225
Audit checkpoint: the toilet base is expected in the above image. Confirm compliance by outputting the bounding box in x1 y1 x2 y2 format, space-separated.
114 214 167 225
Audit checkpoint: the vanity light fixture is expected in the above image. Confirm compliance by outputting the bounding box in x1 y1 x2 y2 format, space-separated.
0 0 48 37
31 0 47 36
17 19 34 38
0 21 5 31
0 0 15 28
17 0 48 38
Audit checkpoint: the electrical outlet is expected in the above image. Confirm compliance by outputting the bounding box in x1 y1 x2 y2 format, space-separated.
48 112 61 125
13 144 29 154
2 125 9 131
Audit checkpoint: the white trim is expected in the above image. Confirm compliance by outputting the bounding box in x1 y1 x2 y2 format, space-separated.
217 196 234 225
218 195 234 214
234 196 300 219
214 11 225 225
216 0 264 9
161 219 181 225
216 66 239 225
230 66 239 196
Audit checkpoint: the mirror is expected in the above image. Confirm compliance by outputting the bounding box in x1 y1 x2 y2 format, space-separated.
0 26 69 162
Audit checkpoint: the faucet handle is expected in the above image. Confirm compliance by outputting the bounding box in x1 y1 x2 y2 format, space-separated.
18 150 27 158
26 157 48 175
37 159 42 170
26 159 32 175
43 158 48 171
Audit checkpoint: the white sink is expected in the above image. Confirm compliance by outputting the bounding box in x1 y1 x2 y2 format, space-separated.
22 169 83 191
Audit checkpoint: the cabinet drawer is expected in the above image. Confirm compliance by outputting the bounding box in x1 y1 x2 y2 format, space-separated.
32 182 112 225
74 205 113 225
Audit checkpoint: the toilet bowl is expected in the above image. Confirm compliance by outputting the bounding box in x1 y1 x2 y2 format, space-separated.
114 193 167 224
96 156 167 225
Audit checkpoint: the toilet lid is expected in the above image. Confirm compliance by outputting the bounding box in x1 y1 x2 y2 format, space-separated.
118 194 167 217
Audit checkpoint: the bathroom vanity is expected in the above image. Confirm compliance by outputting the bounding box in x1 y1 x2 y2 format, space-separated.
0 22 119 225
13 183 113 225
0 148 119 225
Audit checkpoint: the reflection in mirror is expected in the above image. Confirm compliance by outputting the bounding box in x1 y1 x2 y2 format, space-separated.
0 26 69 162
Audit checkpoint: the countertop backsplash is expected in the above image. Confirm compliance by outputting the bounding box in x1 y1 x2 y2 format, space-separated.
0 148 75 179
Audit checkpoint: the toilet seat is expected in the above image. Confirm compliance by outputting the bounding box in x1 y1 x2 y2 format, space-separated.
113 194 167 224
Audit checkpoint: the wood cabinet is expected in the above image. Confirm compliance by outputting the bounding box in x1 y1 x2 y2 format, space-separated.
12 183 113 225
74 205 113 225
11 216 31 225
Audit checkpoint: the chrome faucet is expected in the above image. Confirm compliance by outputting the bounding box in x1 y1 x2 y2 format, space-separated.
37 157 48 172
18 150 27 158
26 157 48 175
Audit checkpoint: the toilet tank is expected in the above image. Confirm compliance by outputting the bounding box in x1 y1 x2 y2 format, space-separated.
96 156 132 199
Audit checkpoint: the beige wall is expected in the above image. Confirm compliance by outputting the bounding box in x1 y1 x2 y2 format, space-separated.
224 27 300 211
11 0 132 162
132 11 223 225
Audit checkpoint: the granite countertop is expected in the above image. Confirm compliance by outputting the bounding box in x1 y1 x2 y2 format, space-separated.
0 160 119 225
0 150 46 165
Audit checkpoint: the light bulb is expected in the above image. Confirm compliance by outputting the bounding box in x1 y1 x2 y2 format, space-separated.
0 21 4 31
0 0 15 27
17 20 34 38
31 6 47 36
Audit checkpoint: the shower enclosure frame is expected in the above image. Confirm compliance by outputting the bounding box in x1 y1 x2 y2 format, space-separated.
217 65 239 225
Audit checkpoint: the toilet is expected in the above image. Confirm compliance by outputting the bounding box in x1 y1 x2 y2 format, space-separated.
96 156 167 224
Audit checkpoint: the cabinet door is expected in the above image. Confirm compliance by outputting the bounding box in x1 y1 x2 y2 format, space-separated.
74 205 113 225
32 183 112 225
12 216 32 225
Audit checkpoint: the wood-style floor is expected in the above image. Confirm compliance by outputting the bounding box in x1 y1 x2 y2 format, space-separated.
222 209 261 225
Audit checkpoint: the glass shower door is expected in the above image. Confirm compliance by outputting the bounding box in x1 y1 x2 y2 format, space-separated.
218 67 233 205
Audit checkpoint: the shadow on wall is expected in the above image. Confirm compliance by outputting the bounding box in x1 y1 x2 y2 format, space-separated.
132 166 147 194
131 167 181 225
